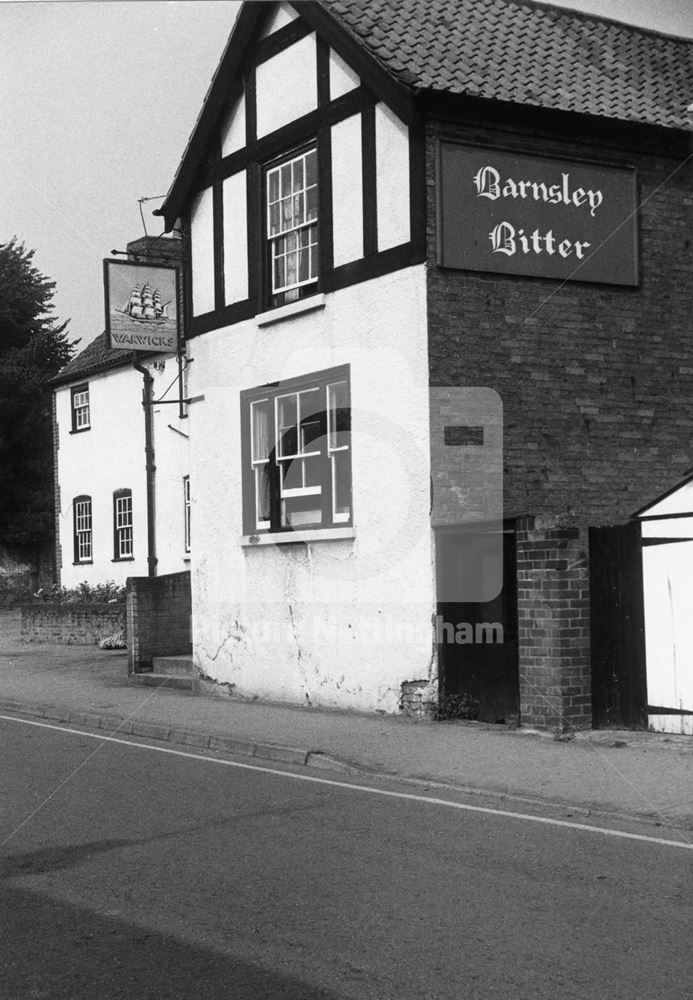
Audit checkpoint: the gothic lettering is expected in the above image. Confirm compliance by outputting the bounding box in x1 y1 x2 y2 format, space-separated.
489 221 591 259
473 165 604 216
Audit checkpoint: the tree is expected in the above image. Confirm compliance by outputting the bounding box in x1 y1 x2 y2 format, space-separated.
0 238 75 559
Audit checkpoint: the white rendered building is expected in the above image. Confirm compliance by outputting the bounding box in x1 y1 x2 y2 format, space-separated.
52 240 191 589
156 1 434 712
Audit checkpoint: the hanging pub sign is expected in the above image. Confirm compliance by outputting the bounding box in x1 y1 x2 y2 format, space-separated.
104 259 181 352
437 142 638 286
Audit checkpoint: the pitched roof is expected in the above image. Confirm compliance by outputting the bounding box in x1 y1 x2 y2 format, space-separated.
159 0 693 229
324 0 693 130
51 332 133 387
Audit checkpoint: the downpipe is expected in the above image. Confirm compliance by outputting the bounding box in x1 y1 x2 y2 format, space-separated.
133 357 157 577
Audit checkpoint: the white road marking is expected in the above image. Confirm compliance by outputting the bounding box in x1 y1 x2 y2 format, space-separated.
2 712 691 850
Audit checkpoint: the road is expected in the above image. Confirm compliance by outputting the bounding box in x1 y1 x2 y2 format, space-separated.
0 715 690 1000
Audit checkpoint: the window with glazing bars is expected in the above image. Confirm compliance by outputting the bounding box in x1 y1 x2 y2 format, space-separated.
242 366 351 534
113 490 133 559
266 147 318 307
71 384 90 431
73 496 92 563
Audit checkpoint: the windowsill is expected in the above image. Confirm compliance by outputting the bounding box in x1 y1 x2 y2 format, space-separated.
255 293 325 327
73 561 93 566
111 557 135 563
69 427 91 434
241 526 355 547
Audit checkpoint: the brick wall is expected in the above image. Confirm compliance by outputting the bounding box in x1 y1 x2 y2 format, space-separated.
427 113 693 525
127 570 191 673
426 109 691 728
21 603 125 644
516 517 591 730
126 235 183 264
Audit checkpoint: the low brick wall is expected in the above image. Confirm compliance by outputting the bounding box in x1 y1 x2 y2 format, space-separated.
127 571 192 674
21 603 126 645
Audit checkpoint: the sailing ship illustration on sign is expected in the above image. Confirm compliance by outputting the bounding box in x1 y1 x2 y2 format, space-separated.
117 280 172 324
105 259 180 352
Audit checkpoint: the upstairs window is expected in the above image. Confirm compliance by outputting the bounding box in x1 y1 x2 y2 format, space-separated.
73 496 92 563
242 366 351 534
71 384 90 432
113 489 133 560
266 146 318 308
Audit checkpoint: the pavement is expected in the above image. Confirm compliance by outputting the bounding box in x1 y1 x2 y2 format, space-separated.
1 609 692 834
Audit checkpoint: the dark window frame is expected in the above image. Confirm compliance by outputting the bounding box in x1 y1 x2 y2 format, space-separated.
263 142 320 310
241 364 351 536
73 494 93 564
70 383 91 433
112 488 134 561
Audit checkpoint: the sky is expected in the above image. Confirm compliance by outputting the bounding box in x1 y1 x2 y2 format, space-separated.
2 0 693 355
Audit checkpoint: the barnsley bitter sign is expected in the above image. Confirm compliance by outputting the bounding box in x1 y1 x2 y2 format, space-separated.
437 142 638 286
104 259 180 352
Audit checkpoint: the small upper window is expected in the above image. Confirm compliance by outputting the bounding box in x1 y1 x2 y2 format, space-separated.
266 147 318 308
71 384 90 432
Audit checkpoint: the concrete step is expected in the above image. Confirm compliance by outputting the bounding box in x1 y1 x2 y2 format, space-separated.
130 672 193 691
151 655 195 677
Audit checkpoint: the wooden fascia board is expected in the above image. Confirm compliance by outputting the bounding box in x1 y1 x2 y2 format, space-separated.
418 88 688 153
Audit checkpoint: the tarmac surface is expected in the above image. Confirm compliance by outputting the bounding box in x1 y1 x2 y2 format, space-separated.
1 609 692 834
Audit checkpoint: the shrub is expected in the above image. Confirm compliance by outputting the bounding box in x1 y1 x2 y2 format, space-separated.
99 634 127 650
435 692 480 721
33 580 126 604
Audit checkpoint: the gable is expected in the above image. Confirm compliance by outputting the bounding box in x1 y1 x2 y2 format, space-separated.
161 0 692 237
165 0 423 335
217 10 362 159
160 0 413 233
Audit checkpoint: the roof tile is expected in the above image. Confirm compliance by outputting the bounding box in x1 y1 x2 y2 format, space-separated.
323 0 693 129
52 332 133 386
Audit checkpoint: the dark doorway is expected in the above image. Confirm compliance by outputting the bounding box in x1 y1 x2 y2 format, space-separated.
589 522 647 729
436 528 519 724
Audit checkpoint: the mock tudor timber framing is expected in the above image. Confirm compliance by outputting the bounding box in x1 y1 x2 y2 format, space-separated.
158 1 427 338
